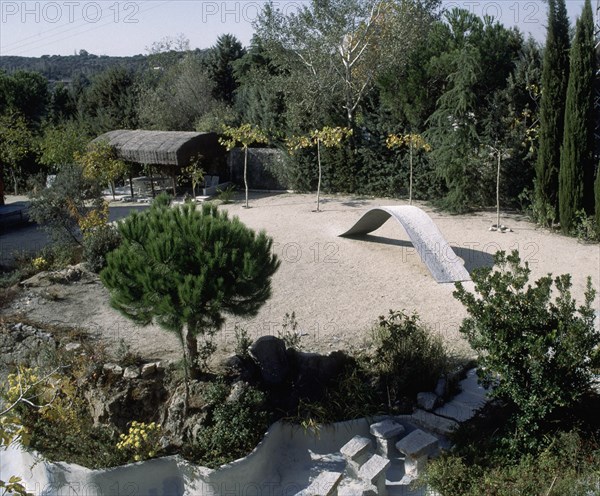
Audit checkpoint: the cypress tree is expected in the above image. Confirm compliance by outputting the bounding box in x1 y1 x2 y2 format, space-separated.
559 0 596 232
535 0 570 224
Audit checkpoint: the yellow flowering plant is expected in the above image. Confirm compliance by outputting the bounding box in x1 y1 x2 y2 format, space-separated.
116 421 162 462
67 199 110 239
31 257 49 272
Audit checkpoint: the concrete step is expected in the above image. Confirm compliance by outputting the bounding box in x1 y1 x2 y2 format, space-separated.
385 459 427 496
409 409 459 437
434 398 481 422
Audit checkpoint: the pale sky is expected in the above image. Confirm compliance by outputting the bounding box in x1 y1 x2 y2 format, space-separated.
0 0 590 57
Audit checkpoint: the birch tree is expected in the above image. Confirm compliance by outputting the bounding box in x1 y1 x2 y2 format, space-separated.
255 0 433 129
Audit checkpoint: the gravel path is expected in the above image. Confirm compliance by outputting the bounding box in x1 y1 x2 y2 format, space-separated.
2 192 599 362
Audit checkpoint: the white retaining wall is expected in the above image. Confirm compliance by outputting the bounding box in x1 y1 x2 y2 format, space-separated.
1 419 374 496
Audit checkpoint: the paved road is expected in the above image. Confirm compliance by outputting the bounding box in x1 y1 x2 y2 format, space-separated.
0 196 148 267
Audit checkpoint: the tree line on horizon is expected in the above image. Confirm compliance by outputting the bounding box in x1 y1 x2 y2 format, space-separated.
0 0 598 236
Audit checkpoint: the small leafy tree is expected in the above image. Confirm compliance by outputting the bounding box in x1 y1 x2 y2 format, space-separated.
219 124 268 208
454 250 599 450
75 140 127 199
28 164 104 246
0 112 34 197
101 194 280 381
182 154 205 199
386 133 431 204
485 142 511 230
287 126 353 212
38 121 89 171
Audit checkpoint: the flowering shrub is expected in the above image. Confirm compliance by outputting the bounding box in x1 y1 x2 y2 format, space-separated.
116 421 162 462
31 257 49 272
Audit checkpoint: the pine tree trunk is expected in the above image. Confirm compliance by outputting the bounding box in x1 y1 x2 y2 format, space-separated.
184 327 200 380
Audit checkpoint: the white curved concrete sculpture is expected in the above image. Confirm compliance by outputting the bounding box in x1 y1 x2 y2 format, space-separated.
340 206 471 283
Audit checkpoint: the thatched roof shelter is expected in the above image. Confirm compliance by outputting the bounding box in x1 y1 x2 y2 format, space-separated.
93 130 222 167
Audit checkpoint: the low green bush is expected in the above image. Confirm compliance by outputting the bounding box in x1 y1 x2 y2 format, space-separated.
83 224 121 273
422 430 600 496
184 381 270 467
293 364 382 425
367 310 448 401
216 184 236 204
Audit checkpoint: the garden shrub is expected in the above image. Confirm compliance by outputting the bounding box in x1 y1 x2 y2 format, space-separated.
422 430 600 496
116 421 162 462
233 325 253 358
83 224 121 273
454 250 599 451
367 310 448 401
3 366 124 468
294 364 382 424
28 164 104 246
185 381 269 467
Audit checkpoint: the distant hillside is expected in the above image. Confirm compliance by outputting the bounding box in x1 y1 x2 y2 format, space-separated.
0 51 150 81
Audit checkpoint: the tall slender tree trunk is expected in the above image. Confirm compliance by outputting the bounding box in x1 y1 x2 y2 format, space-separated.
496 150 501 228
184 326 200 380
244 146 249 208
149 166 156 198
12 168 18 196
409 145 413 205
316 139 322 212
129 171 134 199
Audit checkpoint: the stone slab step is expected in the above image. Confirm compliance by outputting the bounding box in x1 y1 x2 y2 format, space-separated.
434 398 481 422
370 419 405 439
340 435 372 462
459 368 492 397
410 409 459 437
297 471 343 496
358 454 391 485
395 429 439 459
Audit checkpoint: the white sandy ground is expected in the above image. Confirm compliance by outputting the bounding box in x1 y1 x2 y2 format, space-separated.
2 192 599 363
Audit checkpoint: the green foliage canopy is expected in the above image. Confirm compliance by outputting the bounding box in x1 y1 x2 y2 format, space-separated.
454 250 598 449
101 196 280 377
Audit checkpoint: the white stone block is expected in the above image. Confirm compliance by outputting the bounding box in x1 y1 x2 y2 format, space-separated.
417 392 440 411
395 429 438 459
340 435 372 462
370 420 405 457
370 419 405 439
300 471 343 496
358 454 390 496
410 409 459 436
